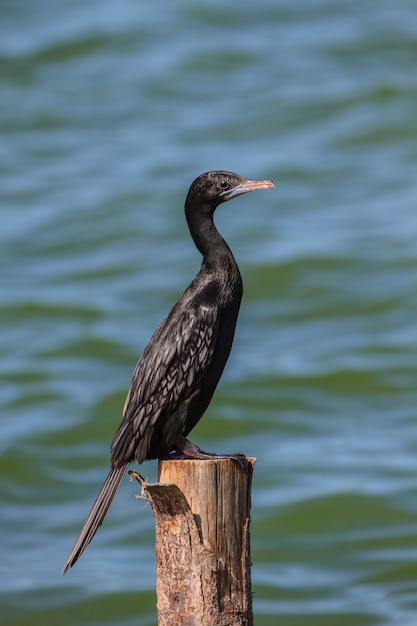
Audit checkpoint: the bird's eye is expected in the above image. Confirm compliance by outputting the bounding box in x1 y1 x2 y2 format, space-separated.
220 180 228 189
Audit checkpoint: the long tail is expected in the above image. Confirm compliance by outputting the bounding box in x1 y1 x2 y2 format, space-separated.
62 463 130 574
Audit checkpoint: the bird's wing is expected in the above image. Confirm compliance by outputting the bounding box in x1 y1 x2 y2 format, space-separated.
110 301 219 466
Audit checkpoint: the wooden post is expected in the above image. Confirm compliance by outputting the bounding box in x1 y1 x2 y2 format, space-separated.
131 457 255 626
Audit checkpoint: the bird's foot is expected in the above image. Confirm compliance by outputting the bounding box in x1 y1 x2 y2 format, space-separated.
169 436 248 473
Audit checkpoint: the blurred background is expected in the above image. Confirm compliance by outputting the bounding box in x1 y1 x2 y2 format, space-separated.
1 1 417 624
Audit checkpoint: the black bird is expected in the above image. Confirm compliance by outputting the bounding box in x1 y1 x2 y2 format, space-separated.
62 170 274 574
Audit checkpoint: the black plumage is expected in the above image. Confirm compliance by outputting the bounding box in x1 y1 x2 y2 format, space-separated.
62 170 274 574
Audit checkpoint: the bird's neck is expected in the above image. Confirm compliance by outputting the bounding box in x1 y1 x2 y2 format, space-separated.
186 206 236 272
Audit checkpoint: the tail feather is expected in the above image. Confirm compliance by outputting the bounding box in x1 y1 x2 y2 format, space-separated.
62 463 129 574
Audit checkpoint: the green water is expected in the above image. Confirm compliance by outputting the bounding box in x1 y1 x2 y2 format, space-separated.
1 1 417 624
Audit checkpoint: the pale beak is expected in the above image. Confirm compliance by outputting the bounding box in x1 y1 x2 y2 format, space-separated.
220 178 275 201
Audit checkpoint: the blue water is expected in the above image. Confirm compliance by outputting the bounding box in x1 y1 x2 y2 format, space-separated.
1 1 417 624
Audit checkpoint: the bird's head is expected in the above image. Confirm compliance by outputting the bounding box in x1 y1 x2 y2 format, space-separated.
185 170 275 211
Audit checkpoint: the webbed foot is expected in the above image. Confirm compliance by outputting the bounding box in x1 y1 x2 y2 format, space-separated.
170 435 248 473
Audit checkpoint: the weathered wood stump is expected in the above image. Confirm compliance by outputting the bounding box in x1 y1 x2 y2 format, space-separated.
131 457 255 626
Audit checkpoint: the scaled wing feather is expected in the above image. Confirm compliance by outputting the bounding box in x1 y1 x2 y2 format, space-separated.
110 303 219 465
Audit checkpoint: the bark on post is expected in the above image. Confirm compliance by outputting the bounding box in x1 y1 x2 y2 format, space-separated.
131 457 255 626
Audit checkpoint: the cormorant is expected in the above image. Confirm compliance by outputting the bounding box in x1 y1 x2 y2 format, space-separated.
62 170 274 574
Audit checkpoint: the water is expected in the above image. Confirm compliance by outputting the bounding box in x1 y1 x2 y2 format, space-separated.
1 1 417 624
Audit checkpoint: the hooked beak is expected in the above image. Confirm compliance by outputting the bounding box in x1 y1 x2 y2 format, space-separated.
220 178 275 201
